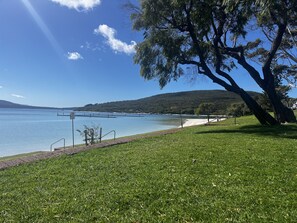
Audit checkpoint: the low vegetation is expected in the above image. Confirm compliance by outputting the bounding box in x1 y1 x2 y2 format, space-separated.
0 116 296 222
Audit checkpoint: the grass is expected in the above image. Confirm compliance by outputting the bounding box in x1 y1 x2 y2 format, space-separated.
0 116 296 222
0 151 46 162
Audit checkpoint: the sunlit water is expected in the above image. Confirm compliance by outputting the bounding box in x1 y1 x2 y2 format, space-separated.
0 109 184 157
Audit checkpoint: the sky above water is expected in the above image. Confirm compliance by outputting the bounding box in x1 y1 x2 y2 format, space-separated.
1 0 296 107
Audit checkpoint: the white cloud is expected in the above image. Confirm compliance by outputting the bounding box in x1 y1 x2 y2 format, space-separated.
51 0 101 11
11 94 25 99
94 24 136 55
67 52 83 60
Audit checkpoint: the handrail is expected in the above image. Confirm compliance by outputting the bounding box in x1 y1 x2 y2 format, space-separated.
100 130 116 142
50 138 65 152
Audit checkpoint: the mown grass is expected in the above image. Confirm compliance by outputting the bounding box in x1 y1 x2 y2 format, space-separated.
0 151 46 162
0 116 296 222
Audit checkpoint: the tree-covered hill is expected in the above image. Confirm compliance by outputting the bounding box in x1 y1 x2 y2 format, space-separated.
77 90 261 114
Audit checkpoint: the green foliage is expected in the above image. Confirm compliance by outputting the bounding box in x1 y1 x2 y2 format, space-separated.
246 0 297 87
1 117 297 222
195 103 215 115
255 93 273 112
130 0 297 124
77 125 101 145
227 103 251 117
132 0 250 86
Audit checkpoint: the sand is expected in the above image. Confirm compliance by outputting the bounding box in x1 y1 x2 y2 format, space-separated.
181 118 226 127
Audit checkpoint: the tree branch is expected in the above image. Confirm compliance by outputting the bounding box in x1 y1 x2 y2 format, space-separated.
281 48 297 63
262 23 287 81
183 5 239 93
211 12 240 88
224 46 265 89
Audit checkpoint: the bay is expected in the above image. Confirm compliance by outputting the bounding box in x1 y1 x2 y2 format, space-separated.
0 108 183 157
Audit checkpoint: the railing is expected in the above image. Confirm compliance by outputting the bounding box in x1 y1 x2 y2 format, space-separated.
50 138 65 152
99 130 116 143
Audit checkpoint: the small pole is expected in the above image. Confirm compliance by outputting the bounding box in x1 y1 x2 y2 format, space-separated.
84 130 88 146
72 119 74 147
90 129 94 145
99 127 102 143
70 112 75 148
180 111 183 128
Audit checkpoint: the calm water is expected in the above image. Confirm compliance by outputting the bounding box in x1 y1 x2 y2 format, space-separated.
0 108 182 157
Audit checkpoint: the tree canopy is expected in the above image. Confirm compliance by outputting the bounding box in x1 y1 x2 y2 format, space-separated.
130 0 297 125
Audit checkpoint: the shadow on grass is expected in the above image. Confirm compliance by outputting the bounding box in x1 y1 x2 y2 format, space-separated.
196 124 297 140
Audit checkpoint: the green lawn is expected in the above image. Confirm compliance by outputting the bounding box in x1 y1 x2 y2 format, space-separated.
1 116 296 222
0 151 46 162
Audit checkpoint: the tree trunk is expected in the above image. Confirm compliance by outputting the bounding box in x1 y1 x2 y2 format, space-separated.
210 78 280 125
238 89 279 125
198 62 280 125
265 85 296 123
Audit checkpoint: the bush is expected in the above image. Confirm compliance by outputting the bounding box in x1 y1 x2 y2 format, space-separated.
227 103 251 117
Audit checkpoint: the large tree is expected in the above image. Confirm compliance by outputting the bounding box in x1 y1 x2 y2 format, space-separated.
130 0 297 125
245 0 297 121
256 0 297 88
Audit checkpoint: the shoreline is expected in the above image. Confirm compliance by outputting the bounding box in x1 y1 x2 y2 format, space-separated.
0 118 225 160
0 117 227 169
181 118 226 127
0 128 180 170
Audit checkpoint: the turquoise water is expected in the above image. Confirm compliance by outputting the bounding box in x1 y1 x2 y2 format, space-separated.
0 109 182 157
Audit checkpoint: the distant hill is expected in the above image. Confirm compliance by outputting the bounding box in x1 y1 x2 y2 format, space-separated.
0 100 39 109
0 100 72 110
77 90 261 114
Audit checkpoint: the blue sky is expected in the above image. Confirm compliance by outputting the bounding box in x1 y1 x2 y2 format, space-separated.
0 0 295 107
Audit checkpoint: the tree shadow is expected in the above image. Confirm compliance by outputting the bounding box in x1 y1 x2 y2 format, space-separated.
195 124 297 140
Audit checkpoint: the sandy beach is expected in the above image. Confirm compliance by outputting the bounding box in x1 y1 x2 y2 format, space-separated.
181 118 226 127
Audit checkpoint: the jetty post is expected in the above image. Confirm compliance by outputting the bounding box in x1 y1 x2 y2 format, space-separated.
70 112 75 147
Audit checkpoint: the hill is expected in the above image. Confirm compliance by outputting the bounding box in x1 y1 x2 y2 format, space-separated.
0 100 41 109
0 100 77 110
77 90 261 114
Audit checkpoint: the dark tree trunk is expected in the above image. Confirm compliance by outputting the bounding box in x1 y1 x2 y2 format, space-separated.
261 25 297 123
220 83 279 125
265 87 296 123
205 71 280 125
238 89 279 125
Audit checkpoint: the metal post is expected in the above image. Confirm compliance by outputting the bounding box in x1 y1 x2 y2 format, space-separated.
70 112 75 148
72 118 74 147
99 127 102 143
84 130 88 146
180 112 183 128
